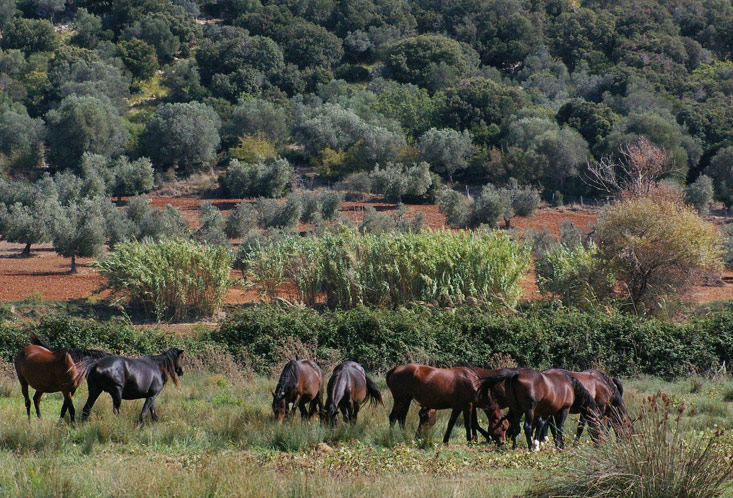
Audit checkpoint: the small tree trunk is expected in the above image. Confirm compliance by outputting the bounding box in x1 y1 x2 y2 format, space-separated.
69 253 77 274
20 243 32 257
504 217 511 229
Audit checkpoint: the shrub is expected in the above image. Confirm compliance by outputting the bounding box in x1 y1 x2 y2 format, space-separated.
229 134 277 164
295 189 344 224
193 202 228 246
220 157 293 198
212 302 733 375
437 188 471 228
530 393 733 498
370 162 433 203
225 201 258 239
94 238 233 320
559 219 583 248
471 184 510 228
439 181 540 229
536 243 616 308
686 174 714 216
723 224 733 270
256 194 302 229
243 228 531 309
595 196 723 311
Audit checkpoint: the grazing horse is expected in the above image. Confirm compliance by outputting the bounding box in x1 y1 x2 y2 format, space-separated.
322 361 382 424
271 359 324 422
81 348 184 428
386 364 508 445
535 369 632 442
480 368 600 450
14 333 108 422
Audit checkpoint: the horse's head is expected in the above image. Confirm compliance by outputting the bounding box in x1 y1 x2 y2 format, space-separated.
271 389 288 423
174 350 185 377
610 405 634 439
417 405 437 432
320 402 339 425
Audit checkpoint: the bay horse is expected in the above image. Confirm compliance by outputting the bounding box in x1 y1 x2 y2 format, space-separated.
479 368 600 450
322 361 382 424
14 333 108 422
386 363 508 445
535 369 632 443
271 359 323 422
81 348 184 428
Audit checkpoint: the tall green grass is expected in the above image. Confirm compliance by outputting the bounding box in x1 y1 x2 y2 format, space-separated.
93 238 234 321
244 228 531 309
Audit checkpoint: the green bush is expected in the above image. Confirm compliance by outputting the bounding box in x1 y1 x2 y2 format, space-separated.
242 228 530 309
93 239 234 321
212 302 733 376
536 243 616 308
220 157 293 198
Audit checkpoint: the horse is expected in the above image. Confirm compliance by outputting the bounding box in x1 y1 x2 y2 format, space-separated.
272 359 323 422
479 368 600 451
14 333 108 422
81 348 184 428
322 361 382 424
535 369 632 443
386 363 508 445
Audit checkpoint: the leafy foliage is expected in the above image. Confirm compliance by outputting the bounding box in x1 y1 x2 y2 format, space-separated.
94 238 233 320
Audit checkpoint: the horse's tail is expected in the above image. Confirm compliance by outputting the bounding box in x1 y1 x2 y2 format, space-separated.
596 371 624 408
364 373 384 407
71 356 99 387
385 365 398 386
611 377 624 398
29 332 51 350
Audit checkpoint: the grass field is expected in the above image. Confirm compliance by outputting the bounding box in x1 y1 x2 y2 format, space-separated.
1 363 732 497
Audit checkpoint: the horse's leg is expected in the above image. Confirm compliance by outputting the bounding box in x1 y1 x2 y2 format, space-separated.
554 408 570 449
299 399 309 421
575 413 586 442
389 397 411 429
81 383 103 422
110 386 123 416
19 378 31 419
351 402 359 424
32 391 43 419
523 406 536 451
463 407 472 443
308 398 319 420
137 395 157 428
289 395 301 419
472 408 492 442
442 408 461 444
60 391 75 422
150 404 158 422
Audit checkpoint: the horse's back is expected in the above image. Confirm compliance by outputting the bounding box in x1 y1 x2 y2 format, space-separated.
14 345 77 392
297 359 323 397
387 363 479 409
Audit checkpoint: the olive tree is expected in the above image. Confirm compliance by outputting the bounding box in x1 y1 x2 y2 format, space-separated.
143 102 221 172
51 197 107 273
418 128 474 182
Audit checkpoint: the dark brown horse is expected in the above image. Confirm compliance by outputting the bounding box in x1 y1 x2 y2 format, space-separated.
322 361 382 424
14 334 107 422
271 359 323 422
536 369 632 442
480 368 600 450
386 363 508 445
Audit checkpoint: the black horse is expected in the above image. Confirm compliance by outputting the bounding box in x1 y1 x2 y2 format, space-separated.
81 348 184 427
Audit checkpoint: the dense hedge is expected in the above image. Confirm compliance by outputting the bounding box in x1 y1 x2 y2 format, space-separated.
2 304 732 380
0 315 200 362
212 304 733 378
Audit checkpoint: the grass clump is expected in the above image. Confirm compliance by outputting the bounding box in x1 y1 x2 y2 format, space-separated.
530 392 733 498
93 238 233 321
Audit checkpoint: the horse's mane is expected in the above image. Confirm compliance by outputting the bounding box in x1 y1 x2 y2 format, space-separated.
611 376 624 397
567 373 598 413
274 359 299 399
149 348 183 386
596 371 625 408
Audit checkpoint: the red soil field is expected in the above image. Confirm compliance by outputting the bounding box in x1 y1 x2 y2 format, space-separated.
1 198 731 306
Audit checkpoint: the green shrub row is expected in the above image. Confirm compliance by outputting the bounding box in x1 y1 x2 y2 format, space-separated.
212 303 733 378
2 303 731 380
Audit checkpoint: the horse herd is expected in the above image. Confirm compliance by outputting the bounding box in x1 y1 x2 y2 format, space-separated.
12 334 632 450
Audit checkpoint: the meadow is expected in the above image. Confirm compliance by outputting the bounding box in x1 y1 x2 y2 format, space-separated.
1 361 732 498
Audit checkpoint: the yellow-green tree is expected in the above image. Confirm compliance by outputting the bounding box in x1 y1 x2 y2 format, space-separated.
595 196 722 311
